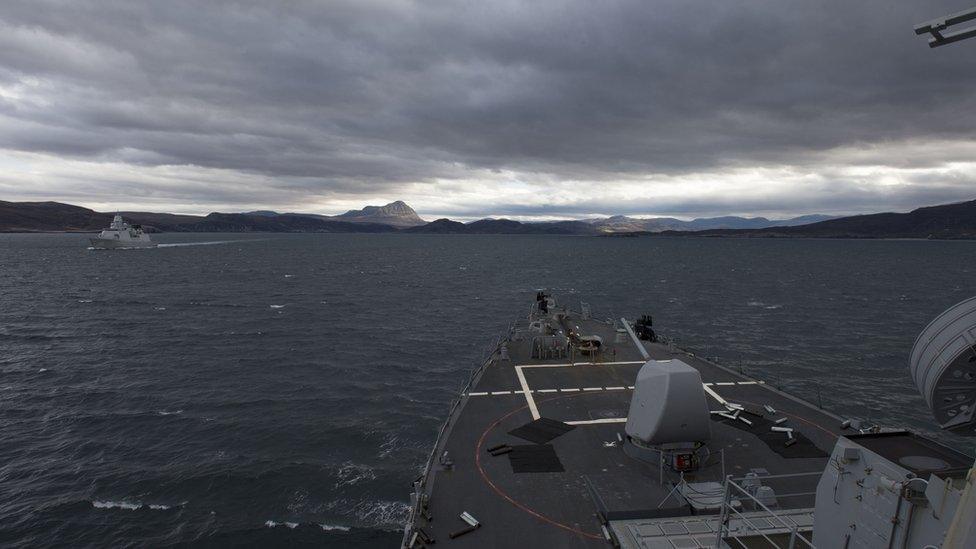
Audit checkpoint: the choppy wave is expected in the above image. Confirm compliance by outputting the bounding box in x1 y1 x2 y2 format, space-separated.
265 520 299 529
91 500 178 511
334 462 378 488
747 300 783 310
323 498 410 529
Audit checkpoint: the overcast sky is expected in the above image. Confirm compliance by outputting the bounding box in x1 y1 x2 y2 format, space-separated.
0 0 974 220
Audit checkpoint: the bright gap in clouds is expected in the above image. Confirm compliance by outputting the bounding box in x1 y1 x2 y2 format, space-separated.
1 141 975 220
0 0 974 219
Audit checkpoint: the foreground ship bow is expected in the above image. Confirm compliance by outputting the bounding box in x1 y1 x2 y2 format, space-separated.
404 293 976 548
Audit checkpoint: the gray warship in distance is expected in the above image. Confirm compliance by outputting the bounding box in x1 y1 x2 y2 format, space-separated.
403 11 976 548
89 214 156 249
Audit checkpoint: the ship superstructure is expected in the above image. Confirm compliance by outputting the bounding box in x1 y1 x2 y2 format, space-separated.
89 214 155 249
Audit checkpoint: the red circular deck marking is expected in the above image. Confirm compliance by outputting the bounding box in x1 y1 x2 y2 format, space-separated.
474 392 837 542
475 393 603 540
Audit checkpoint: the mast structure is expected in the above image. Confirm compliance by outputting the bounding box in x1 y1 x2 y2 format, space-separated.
915 6 976 47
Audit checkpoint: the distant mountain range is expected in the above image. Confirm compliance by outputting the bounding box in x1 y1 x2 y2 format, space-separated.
404 218 595 235
662 199 976 240
0 202 398 233
244 200 426 228
585 214 836 233
2 198 975 239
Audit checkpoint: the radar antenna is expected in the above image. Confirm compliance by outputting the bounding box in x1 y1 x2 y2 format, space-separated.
915 6 976 47
910 297 976 435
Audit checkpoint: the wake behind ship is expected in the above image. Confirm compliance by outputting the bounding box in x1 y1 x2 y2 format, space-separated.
403 293 976 548
89 214 156 249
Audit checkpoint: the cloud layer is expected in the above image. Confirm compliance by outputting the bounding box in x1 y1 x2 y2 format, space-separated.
0 0 974 218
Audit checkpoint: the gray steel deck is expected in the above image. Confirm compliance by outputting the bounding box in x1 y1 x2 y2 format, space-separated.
405 302 844 548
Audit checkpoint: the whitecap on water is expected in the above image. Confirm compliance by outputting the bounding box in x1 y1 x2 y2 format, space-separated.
92 501 140 510
157 410 183 416
92 500 175 511
270 304 285 309
320 524 351 532
355 500 410 527
265 520 299 529
334 461 378 488
327 498 410 528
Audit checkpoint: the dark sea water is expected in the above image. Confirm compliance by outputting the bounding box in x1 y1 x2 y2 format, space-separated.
2 233 975 548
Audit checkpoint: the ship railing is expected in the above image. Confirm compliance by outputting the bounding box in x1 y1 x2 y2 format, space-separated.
402 329 509 547
714 472 821 549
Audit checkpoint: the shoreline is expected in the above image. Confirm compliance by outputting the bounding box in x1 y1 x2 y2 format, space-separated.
2 230 975 241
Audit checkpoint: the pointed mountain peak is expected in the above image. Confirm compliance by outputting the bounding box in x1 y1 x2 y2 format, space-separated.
334 200 425 227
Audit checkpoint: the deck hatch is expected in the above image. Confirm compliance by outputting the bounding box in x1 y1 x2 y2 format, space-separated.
507 444 565 473
508 417 576 444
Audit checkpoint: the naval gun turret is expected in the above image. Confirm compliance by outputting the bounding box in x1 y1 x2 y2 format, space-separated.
624 359 711 472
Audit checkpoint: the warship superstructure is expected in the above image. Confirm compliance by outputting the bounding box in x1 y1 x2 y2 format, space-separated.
89 214 156 249
403 293 976 548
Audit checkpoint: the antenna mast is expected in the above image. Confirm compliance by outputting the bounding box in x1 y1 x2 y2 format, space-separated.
915 6 976 47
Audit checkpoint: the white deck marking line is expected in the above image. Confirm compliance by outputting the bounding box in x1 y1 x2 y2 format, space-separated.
512 360 646 368
706 380 766 387
514 366 541 420
627 386 635 389
566 418 628 425
513 361 645 422
702 383 729 406
473 386 634 396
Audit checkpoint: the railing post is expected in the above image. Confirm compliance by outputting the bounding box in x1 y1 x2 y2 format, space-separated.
714 475 732 549
788 526 798 549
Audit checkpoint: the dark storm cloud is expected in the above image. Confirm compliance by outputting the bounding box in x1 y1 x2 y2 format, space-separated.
0 0 974 213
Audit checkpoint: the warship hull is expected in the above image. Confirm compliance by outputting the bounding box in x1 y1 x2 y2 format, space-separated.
403 295 975 548
89 237 157 249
